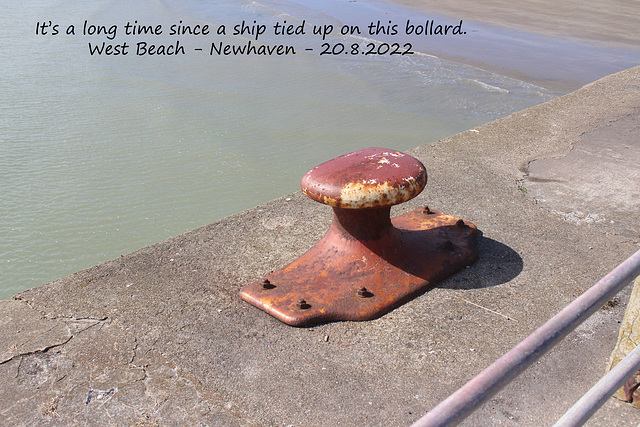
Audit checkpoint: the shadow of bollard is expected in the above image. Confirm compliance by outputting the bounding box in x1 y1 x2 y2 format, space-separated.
437 233 524 290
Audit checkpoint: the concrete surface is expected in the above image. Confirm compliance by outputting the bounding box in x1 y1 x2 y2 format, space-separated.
1 66 639 426
525 112 640 236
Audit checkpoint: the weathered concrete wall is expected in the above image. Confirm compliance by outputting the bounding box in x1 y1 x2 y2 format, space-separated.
608 276 640 405
1 66 639 426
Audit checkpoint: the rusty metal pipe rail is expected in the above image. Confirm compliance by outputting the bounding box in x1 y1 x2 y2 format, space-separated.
411 248 640 427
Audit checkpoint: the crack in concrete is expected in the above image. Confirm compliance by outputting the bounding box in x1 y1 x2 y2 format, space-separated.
0 335 73 367
1 316 109 366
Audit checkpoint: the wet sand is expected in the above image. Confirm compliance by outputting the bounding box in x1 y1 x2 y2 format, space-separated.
389 0 640 49
372 0 640 92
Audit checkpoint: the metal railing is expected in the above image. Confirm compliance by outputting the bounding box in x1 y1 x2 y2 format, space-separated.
411 248 640 427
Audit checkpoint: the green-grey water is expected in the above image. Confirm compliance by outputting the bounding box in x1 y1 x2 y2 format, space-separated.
2 0 639 298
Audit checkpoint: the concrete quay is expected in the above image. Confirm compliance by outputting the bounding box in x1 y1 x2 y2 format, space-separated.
1 66 639 426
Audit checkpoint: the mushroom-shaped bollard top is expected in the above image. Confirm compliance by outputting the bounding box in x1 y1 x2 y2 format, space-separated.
301 147 427 209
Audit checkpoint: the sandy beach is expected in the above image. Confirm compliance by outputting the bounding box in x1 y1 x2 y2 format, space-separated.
390 0 640 49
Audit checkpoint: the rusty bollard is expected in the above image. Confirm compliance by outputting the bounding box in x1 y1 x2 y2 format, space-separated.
240 147 478 326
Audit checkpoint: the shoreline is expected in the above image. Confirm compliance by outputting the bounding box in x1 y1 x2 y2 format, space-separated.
322 0 640 92
386 0 640 50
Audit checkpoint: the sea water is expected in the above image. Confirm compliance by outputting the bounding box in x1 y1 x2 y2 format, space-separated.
1 0 638 298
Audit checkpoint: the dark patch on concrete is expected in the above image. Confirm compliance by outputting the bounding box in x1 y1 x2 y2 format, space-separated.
524 113 640 236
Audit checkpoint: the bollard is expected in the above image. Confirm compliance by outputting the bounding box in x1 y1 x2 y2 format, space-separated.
239 147 478 326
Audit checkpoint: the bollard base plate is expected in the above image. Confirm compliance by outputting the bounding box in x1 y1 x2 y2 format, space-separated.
239 207 478 327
